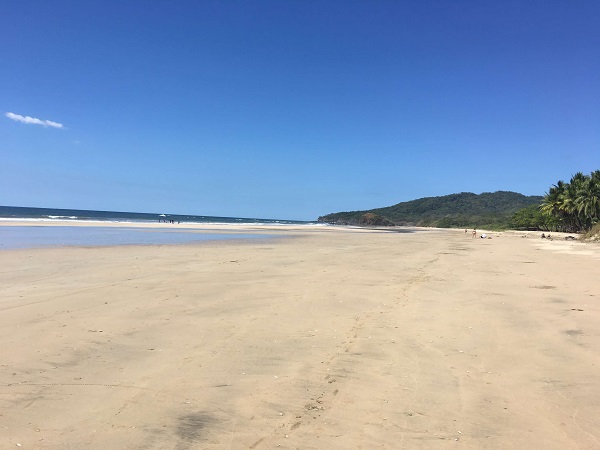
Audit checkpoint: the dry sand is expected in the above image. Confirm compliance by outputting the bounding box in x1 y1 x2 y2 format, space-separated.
1 224 599 449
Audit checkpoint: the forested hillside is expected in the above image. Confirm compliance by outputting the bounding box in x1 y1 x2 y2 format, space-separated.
318 191 543 228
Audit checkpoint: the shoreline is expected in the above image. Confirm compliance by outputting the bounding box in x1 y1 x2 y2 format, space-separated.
0 221 427 251
1 218 589 236
0 219 323 231
1 220 597 257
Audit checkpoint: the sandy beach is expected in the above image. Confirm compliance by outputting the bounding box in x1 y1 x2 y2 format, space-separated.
1 224 599 449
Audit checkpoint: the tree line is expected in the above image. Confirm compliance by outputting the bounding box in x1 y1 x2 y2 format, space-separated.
511 171 600 233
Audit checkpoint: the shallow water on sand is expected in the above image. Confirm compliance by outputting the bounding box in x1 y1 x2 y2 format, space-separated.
0 226 274 250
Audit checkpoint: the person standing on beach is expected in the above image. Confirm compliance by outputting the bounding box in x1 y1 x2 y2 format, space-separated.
472 228 476 238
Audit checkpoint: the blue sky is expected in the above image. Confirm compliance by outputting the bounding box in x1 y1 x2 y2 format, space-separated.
2 1 599 220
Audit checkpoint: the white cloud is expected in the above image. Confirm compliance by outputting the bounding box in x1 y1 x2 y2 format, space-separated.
5 112 64 129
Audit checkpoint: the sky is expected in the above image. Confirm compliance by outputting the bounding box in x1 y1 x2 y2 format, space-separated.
1 1 599 220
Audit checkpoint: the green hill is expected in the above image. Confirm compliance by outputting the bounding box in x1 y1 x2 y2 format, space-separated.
318 191 543 229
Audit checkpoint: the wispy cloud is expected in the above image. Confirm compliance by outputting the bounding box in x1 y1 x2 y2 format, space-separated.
5 112 64 129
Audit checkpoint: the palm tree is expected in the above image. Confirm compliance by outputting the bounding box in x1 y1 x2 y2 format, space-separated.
575 173 600 228
541 172 600 232
541 181 564 215
563 173 587 231
541 181 567 231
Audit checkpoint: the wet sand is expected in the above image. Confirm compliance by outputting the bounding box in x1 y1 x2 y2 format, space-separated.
0 224 599 449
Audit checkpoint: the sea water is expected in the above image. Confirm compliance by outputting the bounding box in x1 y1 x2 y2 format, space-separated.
0 226 279 250
0 206 311 226
0 206 312 250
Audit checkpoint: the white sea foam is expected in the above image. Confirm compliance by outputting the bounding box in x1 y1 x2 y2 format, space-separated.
0 218 323 228
0 217 125 224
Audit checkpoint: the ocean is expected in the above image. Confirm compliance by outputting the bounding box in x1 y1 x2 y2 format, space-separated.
0 206 313 250
0 206 310 226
